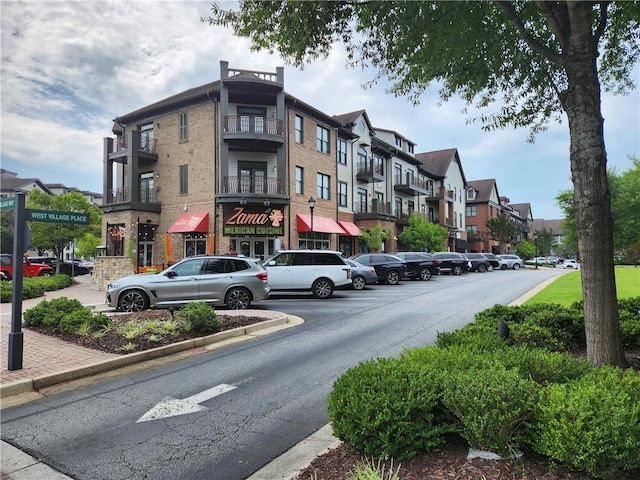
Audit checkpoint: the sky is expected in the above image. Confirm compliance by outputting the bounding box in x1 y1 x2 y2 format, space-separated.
1 1 638 220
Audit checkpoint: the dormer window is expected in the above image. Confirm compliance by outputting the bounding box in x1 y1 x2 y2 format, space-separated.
467 189 475 200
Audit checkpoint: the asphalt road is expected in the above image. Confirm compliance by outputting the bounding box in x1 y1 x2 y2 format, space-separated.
1 268 566 480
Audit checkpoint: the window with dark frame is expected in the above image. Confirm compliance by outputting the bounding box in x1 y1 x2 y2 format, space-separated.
337 139 347 164
295 166 304 194
338 181 347 207
466 205 477 217
179 164 188 195
316 125 330 153
317 173 330 200
179 112 188 142
295 115 303 143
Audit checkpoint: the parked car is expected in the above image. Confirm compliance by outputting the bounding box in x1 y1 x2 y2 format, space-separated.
391 252 439 280
107 255 270 311
349 253 407 285
29 256 91 276
464 253 493 273
531 256 552 265
431 252 471 275
344 259 378 290
496 254 524 270
562 259 580 269
481 253 500 271
261 250 351 298
0 254 54 280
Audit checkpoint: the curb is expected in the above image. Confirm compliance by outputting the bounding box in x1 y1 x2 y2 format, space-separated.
0 315 303 400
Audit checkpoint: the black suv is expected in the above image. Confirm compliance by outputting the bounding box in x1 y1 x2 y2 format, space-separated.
464 253 493 273
349 253 407 285
392 252 439 280
481 253 500 271
431 252 471 275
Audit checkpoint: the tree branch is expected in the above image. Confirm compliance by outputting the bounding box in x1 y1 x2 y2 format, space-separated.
593 1 609 44
497 1 565 65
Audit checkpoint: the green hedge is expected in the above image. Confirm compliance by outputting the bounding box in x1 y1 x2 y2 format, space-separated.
23 297 111 333
1 274 74 303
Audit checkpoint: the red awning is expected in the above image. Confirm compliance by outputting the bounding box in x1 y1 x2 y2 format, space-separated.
168 212 209 233
296 214 345 234
338 221 362 236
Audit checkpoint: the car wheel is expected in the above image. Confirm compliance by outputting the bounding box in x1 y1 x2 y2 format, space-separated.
419 267 432 281
453 265 463 275
513 263 521 270
487 265 494 272
500 264 507 270
351 275 367 290
477 264 487 273
39 271 52 277
225 287 252 309
118 289 149 312
312 278 334 298
385 270 400 285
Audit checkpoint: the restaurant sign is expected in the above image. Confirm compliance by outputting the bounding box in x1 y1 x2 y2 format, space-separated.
223 206 284 236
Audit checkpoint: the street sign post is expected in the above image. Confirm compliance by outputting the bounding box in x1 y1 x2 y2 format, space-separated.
0 198 16 210
26 209 89 225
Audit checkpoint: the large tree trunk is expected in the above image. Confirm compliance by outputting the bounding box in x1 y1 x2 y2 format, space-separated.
562 5 626 367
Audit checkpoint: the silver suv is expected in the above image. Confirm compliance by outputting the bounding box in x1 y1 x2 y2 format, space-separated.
261 250 352 298
107 255 270 311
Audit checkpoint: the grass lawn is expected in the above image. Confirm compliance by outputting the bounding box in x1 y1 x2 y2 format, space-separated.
525 266 640 306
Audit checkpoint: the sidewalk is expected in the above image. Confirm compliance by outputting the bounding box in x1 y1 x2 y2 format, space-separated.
0 275 333 480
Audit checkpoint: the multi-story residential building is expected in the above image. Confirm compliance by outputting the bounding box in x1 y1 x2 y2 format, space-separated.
465 179 504 253
503 201 534 245
415 149 469 252
1 169 53 198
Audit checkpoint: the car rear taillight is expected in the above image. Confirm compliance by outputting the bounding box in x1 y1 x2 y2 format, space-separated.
344 268 351 278
434 260 440 266
256 272 268 282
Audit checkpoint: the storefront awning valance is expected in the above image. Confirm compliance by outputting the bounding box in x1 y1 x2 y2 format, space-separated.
296 214 345 234
168 212 209 233
338 221 362 236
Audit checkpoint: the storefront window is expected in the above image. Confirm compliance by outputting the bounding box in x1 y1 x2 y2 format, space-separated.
185 233 207 257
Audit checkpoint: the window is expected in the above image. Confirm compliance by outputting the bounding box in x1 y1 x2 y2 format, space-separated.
394 163 402 183
407 143 414 154
466 205 477 217
179 164 188 195
185 234 207 257
395 196 403 217
394 135 402 147
295 115 303 143
179 112 188 142
467 188 475 200
467 225 477 236
374 155 384 175
337 139 347 164
338 181 347 207
295 166 304 194
316 125 330 153
357 188 367 212
357 147 367 168
407 200 415 216
317 173 330 200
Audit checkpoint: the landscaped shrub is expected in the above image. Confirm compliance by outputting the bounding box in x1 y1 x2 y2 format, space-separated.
176 302 219 333
533 366 640 479
59 309 111 334
441 367 540 457
435 323 506 351
0 274 75 302
23 297 85 328
328 357 448 460
507 322 567 351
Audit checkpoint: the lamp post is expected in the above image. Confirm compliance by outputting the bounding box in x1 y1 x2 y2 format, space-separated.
308 196 316 249
533 234 539 270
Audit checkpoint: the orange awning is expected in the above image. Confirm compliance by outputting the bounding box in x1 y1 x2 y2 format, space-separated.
168 212 209 233
338 221 362 236
296 214 345 234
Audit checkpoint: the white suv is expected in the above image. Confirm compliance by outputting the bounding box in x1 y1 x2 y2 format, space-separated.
261 250 352 298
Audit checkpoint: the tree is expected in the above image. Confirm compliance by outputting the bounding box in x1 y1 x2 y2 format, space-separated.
533 227 555 257
485 215 517 253
26 191 102 272
76 233 102 259
397 214 449 252
205 1 640 366
556 189 579 259
360 224 391 253
0 210 14 254
516 240 535 260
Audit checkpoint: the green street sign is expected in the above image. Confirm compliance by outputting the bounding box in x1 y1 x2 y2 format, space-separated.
0 198 16 210
27 209 89 225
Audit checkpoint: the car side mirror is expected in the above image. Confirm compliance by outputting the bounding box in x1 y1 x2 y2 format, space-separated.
165 270 177 278
266 260 276 266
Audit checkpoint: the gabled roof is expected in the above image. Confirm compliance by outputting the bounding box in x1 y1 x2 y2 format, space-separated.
510 203 533 221
415 148 467 184
532 218 564 235
0 172 52 195
467 179 500 204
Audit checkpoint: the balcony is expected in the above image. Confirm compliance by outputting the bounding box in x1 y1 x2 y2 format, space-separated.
354 200 395 221
223 116 284 146
105 186 161 213
222 176 284 195
356 160 385 183
111 133 157 156
393 174 431 196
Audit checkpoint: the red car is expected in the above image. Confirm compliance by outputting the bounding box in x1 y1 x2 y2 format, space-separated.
0 254 54 280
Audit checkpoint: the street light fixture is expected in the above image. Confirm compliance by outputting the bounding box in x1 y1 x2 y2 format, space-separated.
308 196 316 249
533 234 539 270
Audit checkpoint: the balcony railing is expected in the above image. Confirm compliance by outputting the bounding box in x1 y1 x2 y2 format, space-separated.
223 116 284 135
393 174 431 195
356 159 385 183
354 201 392 215
107 187 159 204
113 133 157 154
223 176 283 195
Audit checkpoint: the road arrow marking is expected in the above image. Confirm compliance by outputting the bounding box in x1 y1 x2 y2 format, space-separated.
136 383 236 423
